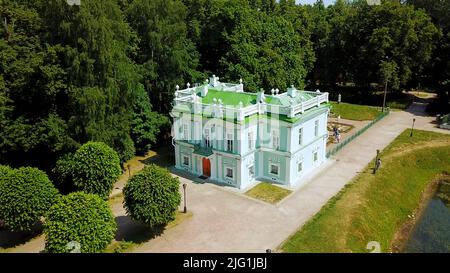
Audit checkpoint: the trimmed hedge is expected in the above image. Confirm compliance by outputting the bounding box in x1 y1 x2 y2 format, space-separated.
54 141 122 199
123 164 181 227
44 192 117 253
0 167 60 232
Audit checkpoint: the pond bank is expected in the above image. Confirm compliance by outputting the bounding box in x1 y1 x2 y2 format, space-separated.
401 175 450 253
390 175 443 252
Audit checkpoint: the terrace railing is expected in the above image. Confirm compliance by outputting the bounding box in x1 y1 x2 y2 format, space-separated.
173 91 329 121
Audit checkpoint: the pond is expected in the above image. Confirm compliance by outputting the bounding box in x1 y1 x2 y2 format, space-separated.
404 179 450 253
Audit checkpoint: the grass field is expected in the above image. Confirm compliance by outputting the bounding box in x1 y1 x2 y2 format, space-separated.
245 182 292 204
330 102 382 121
280 130 450 253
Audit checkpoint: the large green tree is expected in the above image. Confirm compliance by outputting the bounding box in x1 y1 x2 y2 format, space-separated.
126 0 202 114
42 0 143 162
0 1 77 169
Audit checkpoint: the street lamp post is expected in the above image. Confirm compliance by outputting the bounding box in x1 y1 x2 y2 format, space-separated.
382 79 388 112
183 183 187 213
373 149 380 174
410 118 416 137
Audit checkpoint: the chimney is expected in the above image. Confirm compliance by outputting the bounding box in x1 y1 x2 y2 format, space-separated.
288 85 297 98
201 85 208 97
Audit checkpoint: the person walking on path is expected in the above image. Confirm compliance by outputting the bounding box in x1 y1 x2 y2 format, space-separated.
373 158 382 174
335 127 341 143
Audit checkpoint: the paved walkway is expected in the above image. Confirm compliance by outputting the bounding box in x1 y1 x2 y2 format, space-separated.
132 101 449 253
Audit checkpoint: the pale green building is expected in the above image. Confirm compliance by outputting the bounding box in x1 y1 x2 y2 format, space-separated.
171 76 330 189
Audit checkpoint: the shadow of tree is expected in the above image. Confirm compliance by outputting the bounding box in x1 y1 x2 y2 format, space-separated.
140 145 174 168
114 216 165 244
0 223 43 249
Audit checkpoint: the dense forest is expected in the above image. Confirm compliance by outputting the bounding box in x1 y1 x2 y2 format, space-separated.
0 0 449 173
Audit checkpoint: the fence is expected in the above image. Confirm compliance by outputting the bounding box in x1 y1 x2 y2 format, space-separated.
326 109 390 158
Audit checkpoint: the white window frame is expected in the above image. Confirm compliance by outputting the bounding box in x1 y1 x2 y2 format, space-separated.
248 131 254 150
225 167 234 179
313 151 318 162
249 164 255 178
205 128 211 148
183 124 189 140
298 160 303 173
269 163 279 176
272 131 280 150
314 120 319 137
298 127 303 145
226 133 234 152
182 155 190 166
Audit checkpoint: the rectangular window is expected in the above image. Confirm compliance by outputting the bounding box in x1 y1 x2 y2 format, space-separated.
226 133 234 152
270 164 279 176
298 161 303 173
272 131 279 150
205 129 211 148
182 155 190 166
248 132 254 150
226 167 233 178
314 120 319 137
298 127 303 145
313 151 318 162
183 124 189 140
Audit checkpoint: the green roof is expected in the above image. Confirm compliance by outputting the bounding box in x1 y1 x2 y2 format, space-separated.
197 86 316 107
198 89 257 107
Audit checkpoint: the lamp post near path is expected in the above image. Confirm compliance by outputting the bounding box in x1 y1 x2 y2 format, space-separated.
410 118 416 137
183 183 187 213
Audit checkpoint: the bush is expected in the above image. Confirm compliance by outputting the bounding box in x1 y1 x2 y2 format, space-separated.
0 165 12 177
123 164 181 227
44 192 117 253
54 142 122 199
0 167 60 232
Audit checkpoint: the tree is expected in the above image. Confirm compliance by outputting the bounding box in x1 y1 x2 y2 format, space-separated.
54 142 121 199
44 192 116 253
407 0 450 88
130 84 169 154
0 167 59 232
219 3 315 91
42 0 143 163
123 164 181 227
0 1 77 170
126 0 202 114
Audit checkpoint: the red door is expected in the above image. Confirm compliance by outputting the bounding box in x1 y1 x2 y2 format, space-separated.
202 158 211 177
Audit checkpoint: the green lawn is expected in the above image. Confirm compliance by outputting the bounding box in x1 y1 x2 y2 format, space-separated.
245 182 292 204
330 102 382 121
280 130 450 253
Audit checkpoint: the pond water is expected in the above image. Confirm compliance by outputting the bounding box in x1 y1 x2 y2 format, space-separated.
404 181 450 253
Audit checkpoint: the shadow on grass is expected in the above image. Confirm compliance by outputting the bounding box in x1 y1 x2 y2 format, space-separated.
114 216 165 244
0 223 43 249
140 145 174 168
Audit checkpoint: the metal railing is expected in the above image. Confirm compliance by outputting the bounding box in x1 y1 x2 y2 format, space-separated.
326 109 390 158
